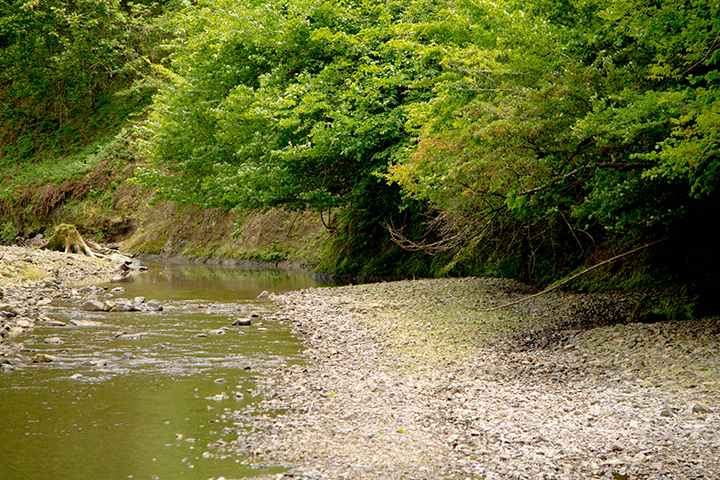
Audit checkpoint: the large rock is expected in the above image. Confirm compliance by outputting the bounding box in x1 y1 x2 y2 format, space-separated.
0 303 19 317
81 300 106 312
145 300 163 312
32 354 54 363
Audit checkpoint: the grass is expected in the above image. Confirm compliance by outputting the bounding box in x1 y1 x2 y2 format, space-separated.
21 265 49 281
0 128 134 198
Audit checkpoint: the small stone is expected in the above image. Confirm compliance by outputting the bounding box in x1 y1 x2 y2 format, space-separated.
208 329 225 335
0 303 19 316
692 403 712 414
69 319 103 327
44 336 63 345
257 291 270 299
660 408 674 417
15 318 34 328
232 318 252 326
632 452 646 463
609 443 625 452
32 354 54 363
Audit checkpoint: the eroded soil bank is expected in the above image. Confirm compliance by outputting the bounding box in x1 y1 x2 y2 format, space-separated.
242 279 720 480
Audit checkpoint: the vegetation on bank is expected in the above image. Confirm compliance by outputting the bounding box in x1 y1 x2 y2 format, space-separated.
1 0 718 317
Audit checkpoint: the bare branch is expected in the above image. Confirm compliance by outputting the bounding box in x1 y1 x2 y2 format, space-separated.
518 161 640 197
479 237 669 312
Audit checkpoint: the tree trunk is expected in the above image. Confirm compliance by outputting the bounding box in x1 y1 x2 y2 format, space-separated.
43 224 96 257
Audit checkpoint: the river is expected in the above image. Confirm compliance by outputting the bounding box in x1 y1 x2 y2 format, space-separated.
0 262 333 480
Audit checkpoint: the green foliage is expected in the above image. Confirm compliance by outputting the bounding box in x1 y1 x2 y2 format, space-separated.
0 0 166 160
0 222 19 242
134 0 468 214
386 0 720 285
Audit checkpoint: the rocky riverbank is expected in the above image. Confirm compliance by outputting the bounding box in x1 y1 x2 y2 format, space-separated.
2 246 718 479
239 279 719 480
0 245 146 359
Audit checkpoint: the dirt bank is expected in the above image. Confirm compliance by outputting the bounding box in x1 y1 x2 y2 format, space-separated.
238 279 719 479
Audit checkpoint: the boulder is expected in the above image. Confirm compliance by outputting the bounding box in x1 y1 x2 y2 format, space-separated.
81 300 106 312
145 300 163 312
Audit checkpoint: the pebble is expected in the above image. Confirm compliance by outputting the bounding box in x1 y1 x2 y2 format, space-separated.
230 281 720 480
691 402 712 414
32 354 54 363
69 319 103 327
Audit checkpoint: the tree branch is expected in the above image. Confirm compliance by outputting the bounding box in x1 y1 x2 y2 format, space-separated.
518 161 641 197
478 237 669 312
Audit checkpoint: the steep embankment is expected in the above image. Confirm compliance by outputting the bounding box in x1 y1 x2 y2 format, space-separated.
1 144 328 266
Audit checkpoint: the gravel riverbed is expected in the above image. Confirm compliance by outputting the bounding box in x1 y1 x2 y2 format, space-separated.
0 245 143 357
241 279 720 480
2 246 718 479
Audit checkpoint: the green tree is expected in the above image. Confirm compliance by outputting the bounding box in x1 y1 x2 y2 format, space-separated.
134 0 474 274
387 0 720 284
0 0 165 160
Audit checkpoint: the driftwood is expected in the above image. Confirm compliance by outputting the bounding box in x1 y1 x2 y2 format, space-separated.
43 224 105 258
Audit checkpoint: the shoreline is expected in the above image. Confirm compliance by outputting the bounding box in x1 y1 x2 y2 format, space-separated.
0 245 143 354
2 246 718 478
242 280 719 479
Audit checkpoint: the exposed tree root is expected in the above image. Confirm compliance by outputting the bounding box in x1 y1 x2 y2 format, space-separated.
43 224 101 257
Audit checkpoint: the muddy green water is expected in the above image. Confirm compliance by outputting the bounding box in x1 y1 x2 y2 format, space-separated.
0 262 331 480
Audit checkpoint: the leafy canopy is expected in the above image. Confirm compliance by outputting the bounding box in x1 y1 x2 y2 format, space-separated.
135 0 471 214
387 0 719 254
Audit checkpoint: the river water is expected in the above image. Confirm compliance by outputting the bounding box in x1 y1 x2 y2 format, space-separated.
0 262 332 480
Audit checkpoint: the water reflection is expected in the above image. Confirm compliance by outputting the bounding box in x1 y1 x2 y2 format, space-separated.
0 262 329 480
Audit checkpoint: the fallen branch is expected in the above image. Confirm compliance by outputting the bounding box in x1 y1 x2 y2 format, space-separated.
477 237 669 312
